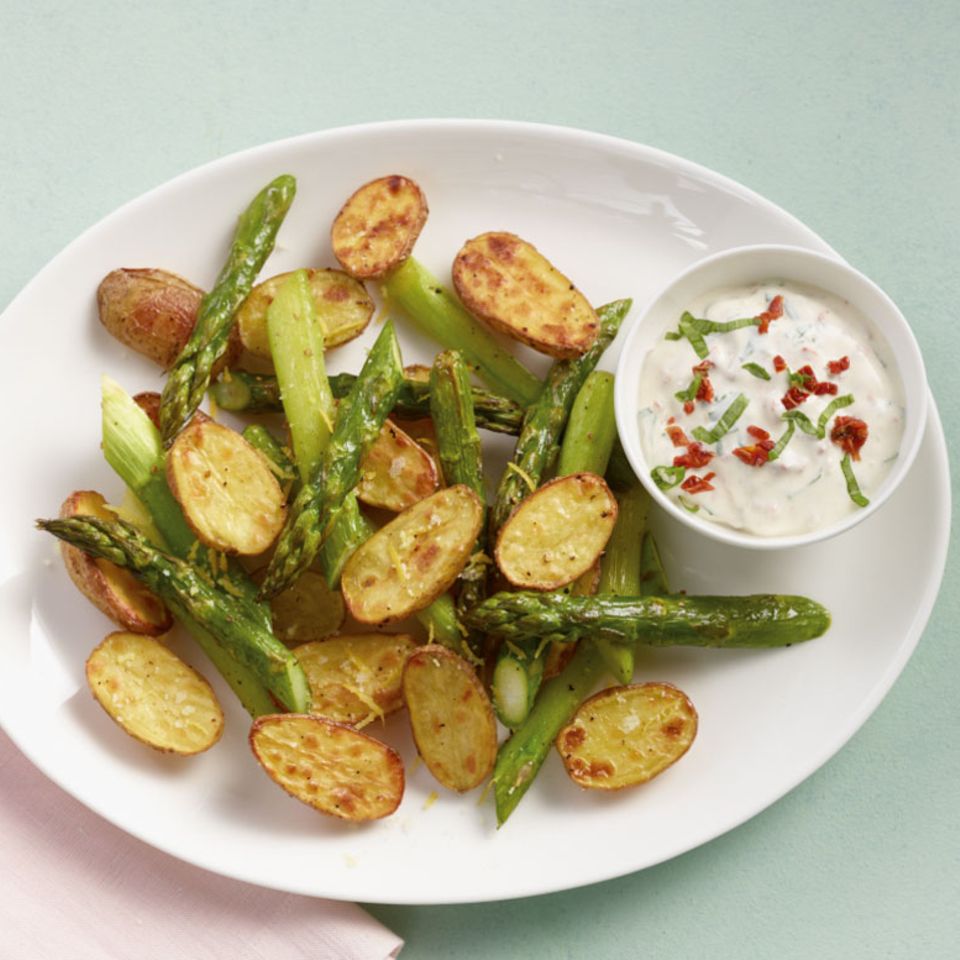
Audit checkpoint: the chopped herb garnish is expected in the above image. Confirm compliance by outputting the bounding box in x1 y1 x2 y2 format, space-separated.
840 454 870 507
651 465 686 491
766 420 796 462
692 394 749 444
679 314 710 359
677 494 700 513
817 394 855 437
674 373 704 404
741 362 771 380
781 410 819 436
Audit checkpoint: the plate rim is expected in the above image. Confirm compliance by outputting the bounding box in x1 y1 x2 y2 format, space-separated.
0 119 951 904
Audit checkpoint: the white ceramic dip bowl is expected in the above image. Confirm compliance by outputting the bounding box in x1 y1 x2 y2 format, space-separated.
614 244 928 549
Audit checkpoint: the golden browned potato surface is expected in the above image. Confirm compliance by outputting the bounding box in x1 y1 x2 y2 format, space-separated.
403 645 497 793
358 420 439 512
557 683 698 790
166 419 286 555
341 485 484 624
59 490 172 635
331 175 428 279
495 473 617 590
86 632 223 754
250 714 404 820
293 633 416 726
452 232 599 358
236 268 374 359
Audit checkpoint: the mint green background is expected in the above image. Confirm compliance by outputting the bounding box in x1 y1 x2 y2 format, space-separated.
2 2 955 957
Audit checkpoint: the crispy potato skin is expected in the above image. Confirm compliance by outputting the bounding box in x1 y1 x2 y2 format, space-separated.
250 714 404 821
452 232 599 358
556 682 698 790
341 485 484 625
166 419 286 555
358 420 439 512
132 391 162 430
86 631 223 755
236 268 374 359
97 268 241 372
403 646 497 793
59 491 172 635
293 633 416 726
331 175 428 279
495 473 618 591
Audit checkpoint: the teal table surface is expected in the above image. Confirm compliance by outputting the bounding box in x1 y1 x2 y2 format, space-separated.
2 2 956 957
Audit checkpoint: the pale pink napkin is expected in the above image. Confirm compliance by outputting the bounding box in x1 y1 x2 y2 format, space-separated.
0 731 403 960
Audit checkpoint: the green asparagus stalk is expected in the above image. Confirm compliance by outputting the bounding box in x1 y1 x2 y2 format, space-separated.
211 368 526 435
259 320 404 598
593 481 650 683
489 300 631 538
159 174 296 444
383 257 542 406
492 370 619 728
38 517 311 713
241 425 297 491
467 591 831 648
266 270 336 481
430 350 488 658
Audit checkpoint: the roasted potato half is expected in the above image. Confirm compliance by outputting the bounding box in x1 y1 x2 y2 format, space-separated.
452 232 599 358
59 491 172 635
495 473 617 591
331 175 428 279
250 714 404 821
86 632 223 755
97 268 241 371
167 418 286 555
403 645 497 793
557 682 698 790
342 485 484 624
293 633 416 726
132 391 162 430
267 570 345 646
358 420 439 512
236 268 374 359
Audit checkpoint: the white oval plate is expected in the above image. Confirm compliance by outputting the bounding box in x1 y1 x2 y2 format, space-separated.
0 121 949 905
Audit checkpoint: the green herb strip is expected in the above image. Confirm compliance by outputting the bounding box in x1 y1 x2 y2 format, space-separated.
782 410 819 436
692 394 749 445
677 494 700 513
816 394 855 437
841 454 870 507
674 373 704 404
766 420 796 462
651 465 686 490
741 362 771 380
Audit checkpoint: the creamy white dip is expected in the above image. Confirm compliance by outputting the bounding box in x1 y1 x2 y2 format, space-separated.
637 281 905 536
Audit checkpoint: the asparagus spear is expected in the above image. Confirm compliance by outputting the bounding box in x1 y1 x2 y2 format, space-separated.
211 368 526 435
467 592 831 648
241 425 297 491
593 481 650 683
259 320 404 598
491 370 619 728
430 349 488 658
489 300 631 538
102 377 275 715
266 270 336 481
159 174 296 444
38 517 311 713
383 257 542 406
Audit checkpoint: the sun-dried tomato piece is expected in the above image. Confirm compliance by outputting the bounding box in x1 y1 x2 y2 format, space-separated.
666 423 691 447
673 442 714 469
813 381 839 396
756 295 784 334
831 416 868 460
733 438 775 466
747 425 770 441
781 386 810 410
683 400 695 415
827 356 850 376
680 471 716 494
773 355 787 373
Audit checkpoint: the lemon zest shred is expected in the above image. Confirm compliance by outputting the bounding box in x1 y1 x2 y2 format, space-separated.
423 791 439 811
504 640 526 661
477 778 495 806
533 635 552 661
506 461 537 492
208 394 219 421
319 407 335 434
460 641 484 668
